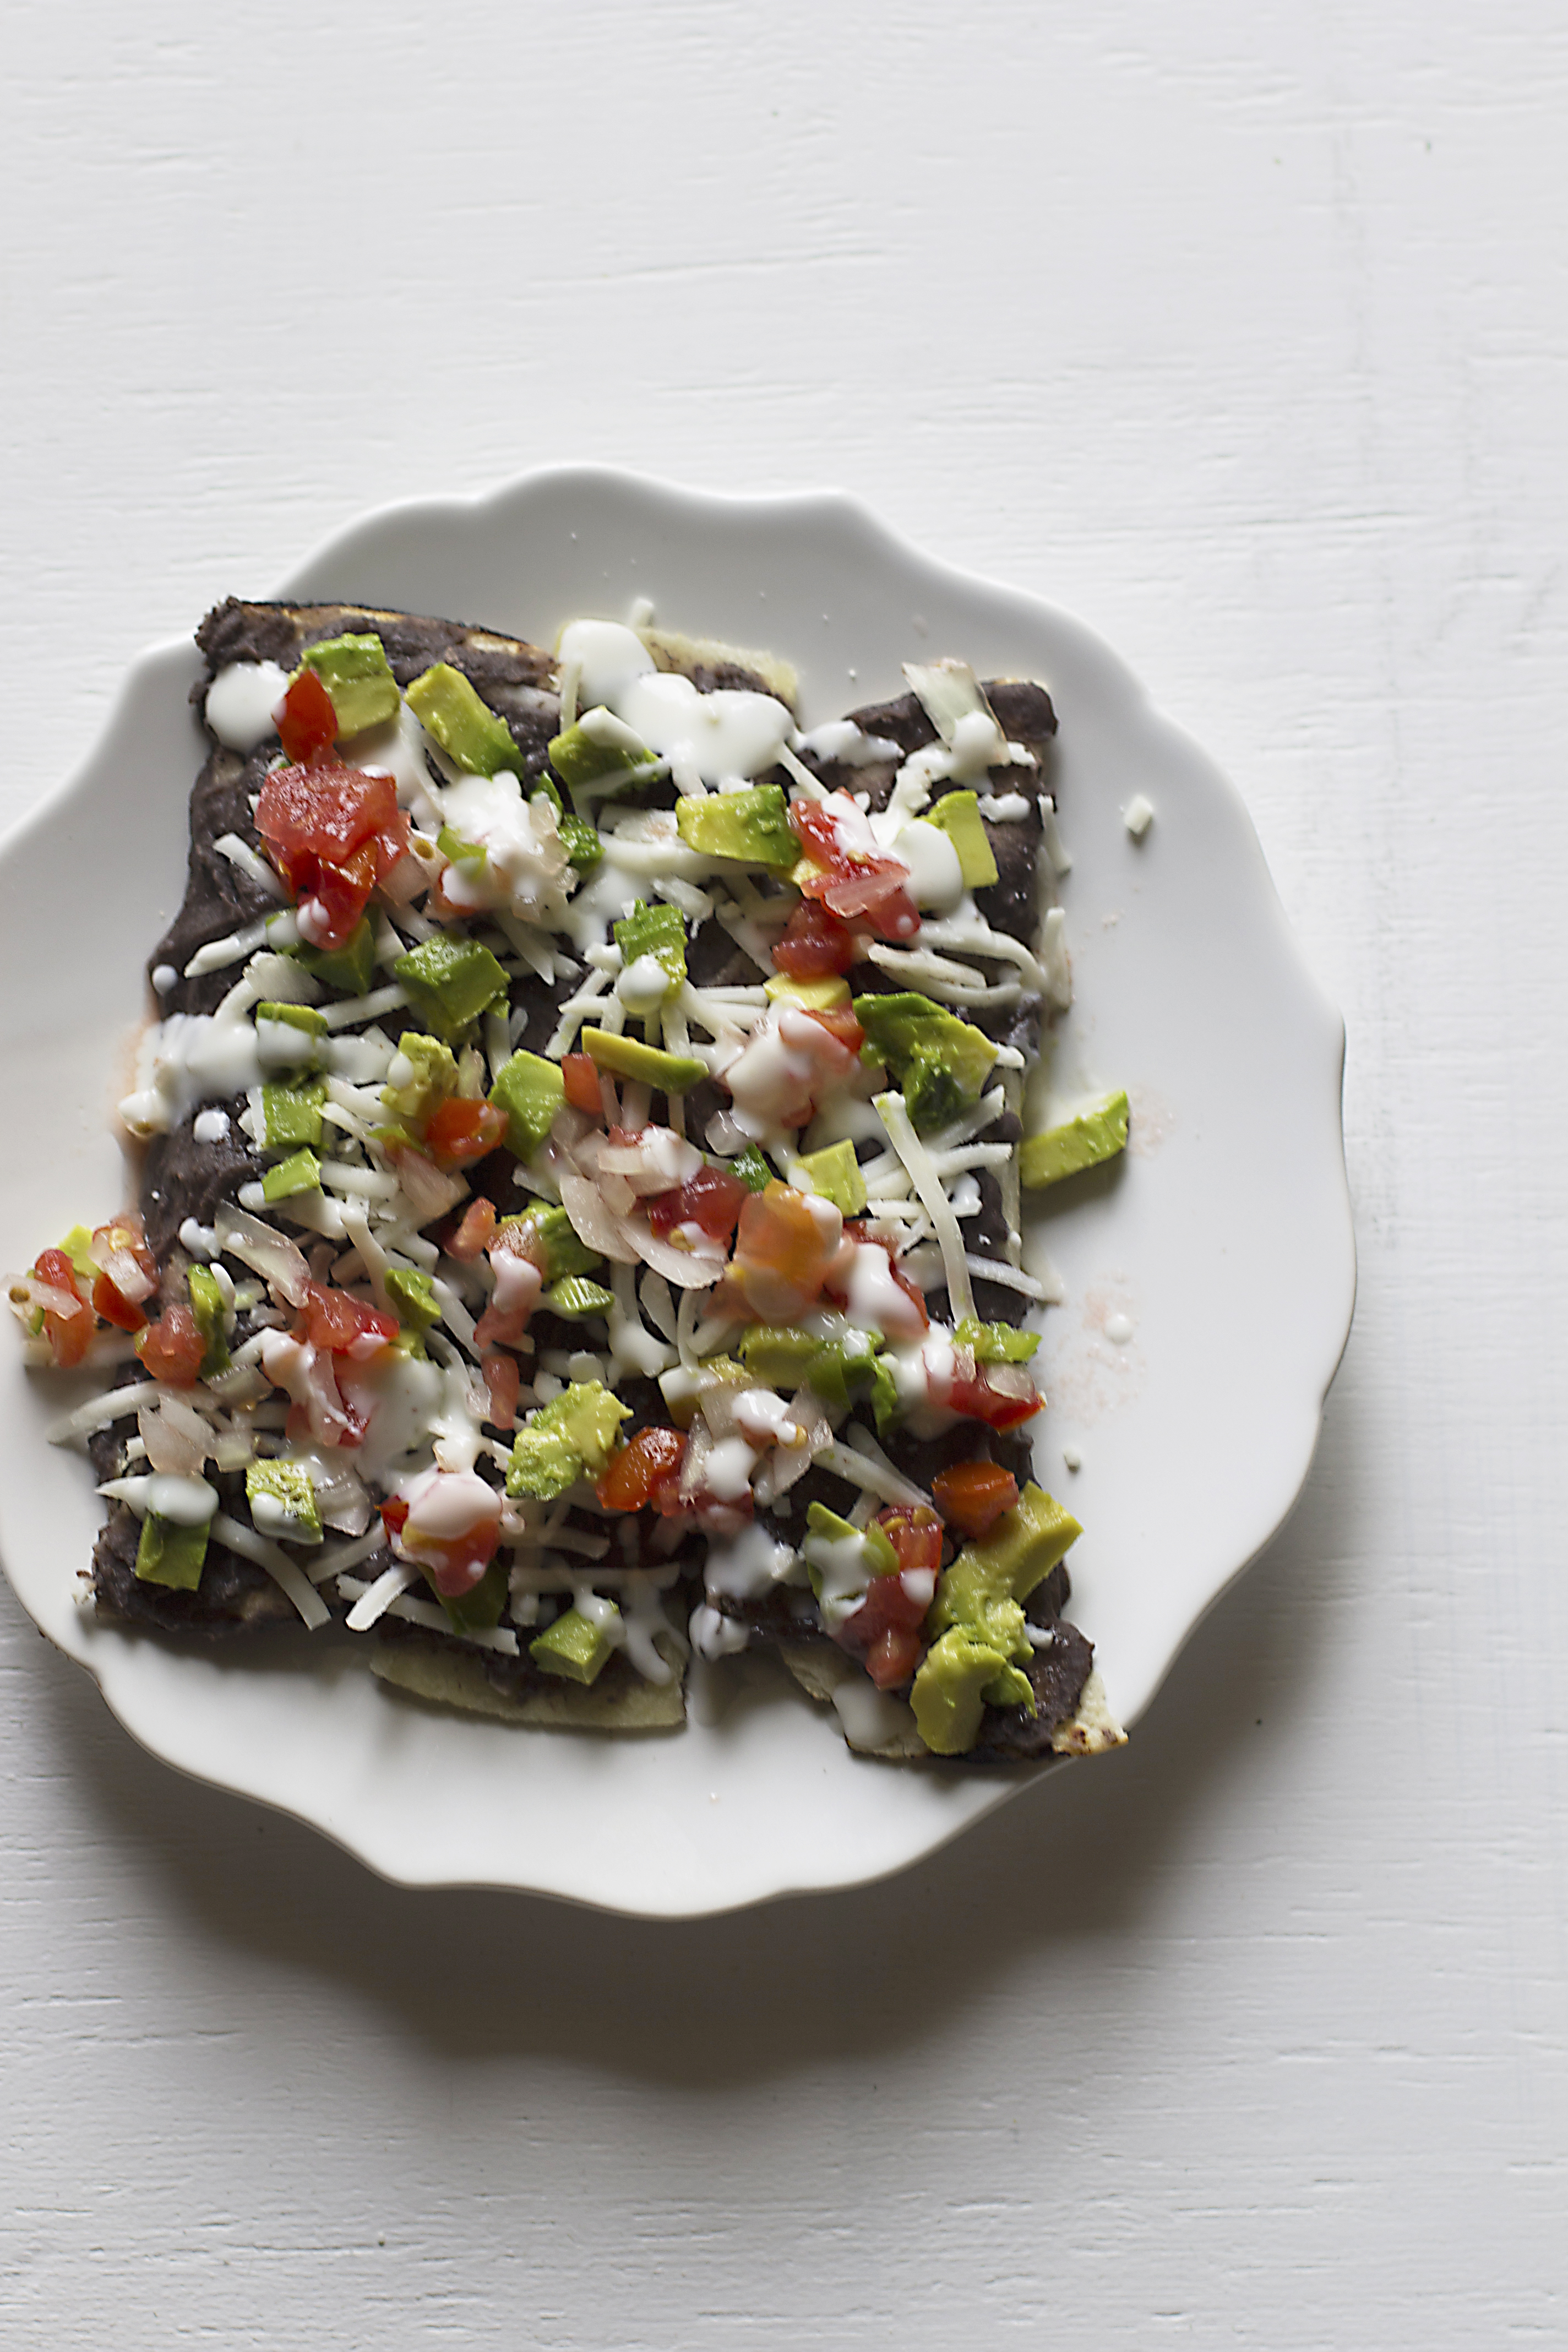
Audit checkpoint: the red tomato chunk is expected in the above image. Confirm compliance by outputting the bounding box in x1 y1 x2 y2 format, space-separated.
644 1164 750 1243
596 1425 687 1513
771 899 856 978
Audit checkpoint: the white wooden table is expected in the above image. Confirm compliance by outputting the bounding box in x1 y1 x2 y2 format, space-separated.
2 8 1562 2343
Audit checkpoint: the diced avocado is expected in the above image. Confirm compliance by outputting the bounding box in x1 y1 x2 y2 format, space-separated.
187 1264 230 1377
59 1226 96 1284
276 912 378 997
613 899 686 995
1019 1091 1130 1189
383 1033 458 1128
393 937 508 1039
297 632 399 738
244 1458 322 1547
803 1501 899 1578
853 993 997 1134
738 1326 821 1389
982 1662 1036 1709
505 1380 630 1501
732 1144 773 1193
530 1600 620 1685
489 1051 565 1161
255 1001 328 1070
802 1330 884 1412
795 1138 867 1218
440 1555 508 1637
135 1512 209 1591
557 810 604 871
579 1027 707 1093
764 972 852 1012
954 1317 1040 1364
910 1626 1012 1755
929 1482 1081 1648
385 1266 441 1352
256 1000 328 1036
262 1148 322 1202
675 782 798 869
506 1202 601 1282
542 1276 615 1319
923 790 999 889
406 662 518 777
548 710 657 794
436 824 486 874
260 1079 326 1151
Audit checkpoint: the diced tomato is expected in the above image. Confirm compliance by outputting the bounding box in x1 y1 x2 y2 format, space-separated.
771 898 856 977
802 1004 865 1057
30 1248 95 1369
644 1164 749 1244
424 1097 508 1168
946 1355 1043 1431
135 1302 205 1386
838 1563 933 1690
480 1351 520 1431
420 1522 501 1599
932 1461 1019 1539
596 1425 687 1513
789 799 921 943
92 1269 146 1332
275 667 338 765
297 1278 399 1358
729 1180 844 1322
254 761 412 951
379 1495 410 1539
446 1196 498 1262
562 1053 603 1117
873 1504 944 1576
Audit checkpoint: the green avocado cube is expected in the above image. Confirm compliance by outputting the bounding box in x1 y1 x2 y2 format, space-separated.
393 937 508 1039
385 1266 440 1352
297 632 400 739
675 782 798 869
383 1033 459 1127
795 1138 867 1218
135 1512 209 1591
557 810 604 871
738 1326 821 1388
910 1625 1012 1755
929 1483 1081 1645
406 662 519 777
262 1148 322 1202
732 1144 774 1193
255 1000 328 1036
923 790 999 889
530 1601 620 1684
276 912 379 998
440 1555 508 1636
260 1079 326 1151
613 899 687 995
507 1202 601 1282
954 1317 1039 1363
489 1051 565 1161
245 1458 322 1547
506 1380 630 1501
58 1225 97 1284
541 1276 616 1319
802 1331 884 1412
1019 1091 1130 1189
548 710 658 794
764 972 852 1012
579 1027 707 1093
187 1264 230 1377
854 993 997 1133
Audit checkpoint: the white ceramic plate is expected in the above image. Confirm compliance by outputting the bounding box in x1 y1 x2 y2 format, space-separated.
0 470 1353 1915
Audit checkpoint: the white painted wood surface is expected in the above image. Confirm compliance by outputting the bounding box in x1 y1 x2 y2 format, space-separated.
2 6 1563 2342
